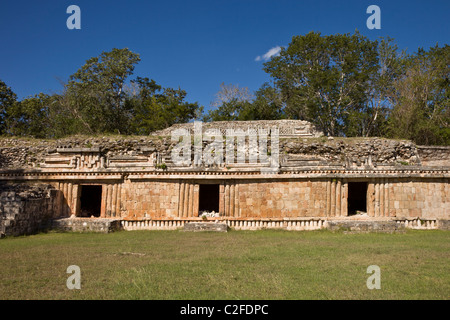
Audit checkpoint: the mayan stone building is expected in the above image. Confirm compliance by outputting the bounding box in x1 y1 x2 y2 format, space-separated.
1 120 449 236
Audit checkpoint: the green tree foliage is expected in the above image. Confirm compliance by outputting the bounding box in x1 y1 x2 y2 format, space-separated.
387 45 449 145
64 48 141 134
127 77 202 135
204 82 284 121
255 31 447 145
263 31 379 136
1 48 202 138
1 39 448 145
0 80 17 135
355 37 406 137
238 83 284 120
203 83 254 122
6 93 52 138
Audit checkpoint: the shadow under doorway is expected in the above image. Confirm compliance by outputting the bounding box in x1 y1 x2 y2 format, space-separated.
347 182 368 216
198 184 220 214
79 185 102 217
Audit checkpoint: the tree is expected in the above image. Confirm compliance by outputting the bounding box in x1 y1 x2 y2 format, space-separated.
238 83 284 120
346 37 407 137
1 49 202 138
387 45 450 145
203 83 253 122
263 31 379 136
64 48 141 134
126 77 202 135
6 93 52 138
0 80 17 135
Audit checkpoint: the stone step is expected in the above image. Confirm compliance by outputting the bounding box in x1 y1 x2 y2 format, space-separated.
327 220 404 233
183 222 228 232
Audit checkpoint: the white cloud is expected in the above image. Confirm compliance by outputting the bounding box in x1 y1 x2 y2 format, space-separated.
255 46 282 62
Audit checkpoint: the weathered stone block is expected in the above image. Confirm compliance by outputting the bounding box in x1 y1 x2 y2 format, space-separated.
52 218 122 233
437 220 450 230
183 222 228 232
327 220 405 233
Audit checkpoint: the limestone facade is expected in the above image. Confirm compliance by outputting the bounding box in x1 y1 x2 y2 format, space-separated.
0 121 449 234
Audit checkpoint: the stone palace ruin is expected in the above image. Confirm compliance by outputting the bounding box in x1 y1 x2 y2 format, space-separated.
1 120 449 236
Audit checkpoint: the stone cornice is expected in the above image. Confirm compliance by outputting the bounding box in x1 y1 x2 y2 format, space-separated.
0 167 448 180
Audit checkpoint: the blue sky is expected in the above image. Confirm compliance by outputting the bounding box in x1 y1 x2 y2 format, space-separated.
0 0 449 112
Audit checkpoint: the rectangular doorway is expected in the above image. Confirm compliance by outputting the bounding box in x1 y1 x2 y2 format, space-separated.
79 185 102 217
347 182 367 216
198 184 220 214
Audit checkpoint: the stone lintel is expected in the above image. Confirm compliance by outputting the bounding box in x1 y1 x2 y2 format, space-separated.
0 173 123 181
108 155 149 161
0 167 448 181
56 147 101 153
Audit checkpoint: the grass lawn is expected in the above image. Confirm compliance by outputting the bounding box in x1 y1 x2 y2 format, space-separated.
0 229 449 300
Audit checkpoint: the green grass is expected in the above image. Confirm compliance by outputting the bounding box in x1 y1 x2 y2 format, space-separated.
0 229 449 300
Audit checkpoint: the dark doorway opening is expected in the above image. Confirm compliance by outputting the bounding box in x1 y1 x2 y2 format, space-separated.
198 184 220 214
348 182 367 216
79 185 102 217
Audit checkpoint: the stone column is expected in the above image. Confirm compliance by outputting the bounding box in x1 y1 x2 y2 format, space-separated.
115 183 121 217
183 182 189 217
178 181 198 217
188 183 194 217
56 182 64 217
367 181 375 217
67 183 73 216
379 179 385 217
101 185 107 218
193 184 199 217
230 182 236 217
106 184 113 217
326 180 331 217
224 183 230 216
374 181 380 217
330 180 336 217
72 184 80 217
383 179 388 217
178 182 185 217
111 184 117 218
62 182 68 216
234 183 240 217
219 184 225 216
336 179 341 216
341 181 348 216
